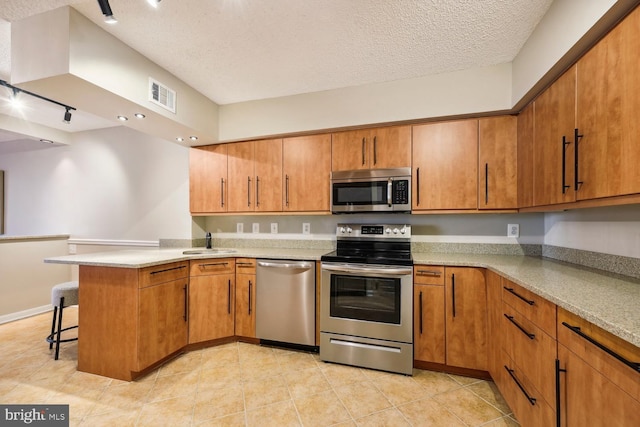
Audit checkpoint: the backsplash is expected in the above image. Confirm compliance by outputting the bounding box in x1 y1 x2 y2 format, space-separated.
542 245 640 280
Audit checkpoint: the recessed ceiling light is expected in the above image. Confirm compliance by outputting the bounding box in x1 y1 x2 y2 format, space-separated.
176 137 184 142
134 113 146 119
189 136 198 141
117 115 128 121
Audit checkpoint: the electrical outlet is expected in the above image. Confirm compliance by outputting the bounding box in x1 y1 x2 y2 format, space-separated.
236 223 243 233
508 224 520 238
252 223 260 233
69 244 77 255
270 223 278 234
302 223 311 235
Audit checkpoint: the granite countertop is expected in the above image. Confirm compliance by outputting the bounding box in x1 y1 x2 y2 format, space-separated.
45 249 640 348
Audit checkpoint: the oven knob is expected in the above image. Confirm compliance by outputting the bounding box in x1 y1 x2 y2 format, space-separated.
393 228 399 234
400 226 407 235
385 227 392 234
346 226 353 234
339 227 346 234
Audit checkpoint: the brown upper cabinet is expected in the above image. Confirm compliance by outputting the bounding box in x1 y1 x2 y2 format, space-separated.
331 126 411 171
479 116 518 210
412 119 479 211
283 134 331 212
189 144 228 214
517 103 535 208
227 139 283 213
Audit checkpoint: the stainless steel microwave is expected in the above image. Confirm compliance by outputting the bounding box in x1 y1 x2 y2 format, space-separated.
331 167 411 213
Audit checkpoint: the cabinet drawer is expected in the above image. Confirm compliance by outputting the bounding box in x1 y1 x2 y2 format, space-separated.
502 302 557 407
190 258 235 276
498 353 555 427
502 279 556 338
413 265 445 285
235 258 256 274
139 261 189 288
557 307 640 402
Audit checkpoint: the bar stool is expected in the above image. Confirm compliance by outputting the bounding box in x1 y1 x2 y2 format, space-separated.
46 281 79 360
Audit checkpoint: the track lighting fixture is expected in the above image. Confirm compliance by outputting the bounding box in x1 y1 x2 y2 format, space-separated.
97 0 117 24
0 79 76 125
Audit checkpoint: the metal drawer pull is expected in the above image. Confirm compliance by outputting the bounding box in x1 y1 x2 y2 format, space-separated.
199 262 229 268
417 270 441 277
503 286 535 306
150 265 186 275
236 262 254 267
504 314 535 340
562 322 640 372
505 365 536 406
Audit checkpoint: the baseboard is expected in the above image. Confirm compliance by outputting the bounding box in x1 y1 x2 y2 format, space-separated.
0 304 52 325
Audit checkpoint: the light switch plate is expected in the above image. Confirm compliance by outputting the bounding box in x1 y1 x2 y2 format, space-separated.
507 224 519 238
236 223 243 233
270 223 278 234
302 223 311 235
252 223 260 233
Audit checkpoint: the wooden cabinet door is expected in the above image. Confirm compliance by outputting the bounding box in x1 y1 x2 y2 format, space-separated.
576 7 640 200
235 273 256 338
227 141 255 212
479 116 518 209
558 343 640 427
254 139 283 212
533 67 576 206
412 120 478 210
283 134 331 212
188 274 235 343
413 284 445 364
517 103 535 208
444 267 487 370
369 126 412 169
138 279 188 369
332 129 370 171
189 144 228 213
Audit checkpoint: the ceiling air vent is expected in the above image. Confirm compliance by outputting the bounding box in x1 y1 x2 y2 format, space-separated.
149 77 176 113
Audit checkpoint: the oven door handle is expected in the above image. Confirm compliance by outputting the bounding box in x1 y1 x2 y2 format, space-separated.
322 263 412 277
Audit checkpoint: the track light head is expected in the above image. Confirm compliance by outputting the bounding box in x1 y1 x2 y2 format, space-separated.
97 0 117 23
63 108 72 124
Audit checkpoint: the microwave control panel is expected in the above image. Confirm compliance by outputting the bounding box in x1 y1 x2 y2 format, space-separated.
392 180 409 204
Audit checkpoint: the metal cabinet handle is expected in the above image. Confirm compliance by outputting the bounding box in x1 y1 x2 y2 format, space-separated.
248 280 252 315
574 128 584 191
256 176 260 207
503 286 535 306
416 167 420 206
149 265 186 275
417 270 441 277
485 163 489 205
247 176 252 207
555 359 566 427
419 290 424 334
361 137 366 165
562 322 640 372
285 174 290 207
199 262 228 268
183 284 188 321
221 178 225 207
505 365 536 405
451 273 456 318
228 279 231 314
373 136 377 165
236 262 254 267
504 313 535 340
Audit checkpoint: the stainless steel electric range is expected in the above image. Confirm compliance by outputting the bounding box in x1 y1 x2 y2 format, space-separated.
320 224 413 375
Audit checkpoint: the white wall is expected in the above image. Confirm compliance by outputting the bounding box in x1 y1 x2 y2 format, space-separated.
0 126 192 241
544 205 640 258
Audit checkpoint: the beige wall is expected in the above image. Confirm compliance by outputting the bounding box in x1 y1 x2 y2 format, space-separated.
0 236 71 322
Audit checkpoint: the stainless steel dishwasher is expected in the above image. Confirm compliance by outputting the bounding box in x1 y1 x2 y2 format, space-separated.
256 259 316 347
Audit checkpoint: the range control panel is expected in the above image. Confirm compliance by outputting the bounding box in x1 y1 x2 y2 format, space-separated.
336 224 411 239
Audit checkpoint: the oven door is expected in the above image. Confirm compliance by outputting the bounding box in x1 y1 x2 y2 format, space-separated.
320 262 413 343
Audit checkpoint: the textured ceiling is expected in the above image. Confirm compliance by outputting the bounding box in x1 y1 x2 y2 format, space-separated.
0 0 554 106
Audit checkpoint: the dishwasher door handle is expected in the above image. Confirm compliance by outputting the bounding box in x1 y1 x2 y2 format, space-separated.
257 260 314 269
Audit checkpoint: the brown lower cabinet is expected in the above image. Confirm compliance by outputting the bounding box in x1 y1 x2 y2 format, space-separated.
235 258 257 339
188 258 236 344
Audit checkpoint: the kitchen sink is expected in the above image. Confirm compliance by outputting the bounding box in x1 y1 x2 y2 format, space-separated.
182 249 237 255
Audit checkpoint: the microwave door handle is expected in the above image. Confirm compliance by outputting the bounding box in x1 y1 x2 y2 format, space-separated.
387 178 393 207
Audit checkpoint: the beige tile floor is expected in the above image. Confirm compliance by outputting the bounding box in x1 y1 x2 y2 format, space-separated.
0 307 519 426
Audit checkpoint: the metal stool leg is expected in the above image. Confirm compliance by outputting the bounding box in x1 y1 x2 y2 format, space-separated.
54 296 65 360
49 306 58 350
